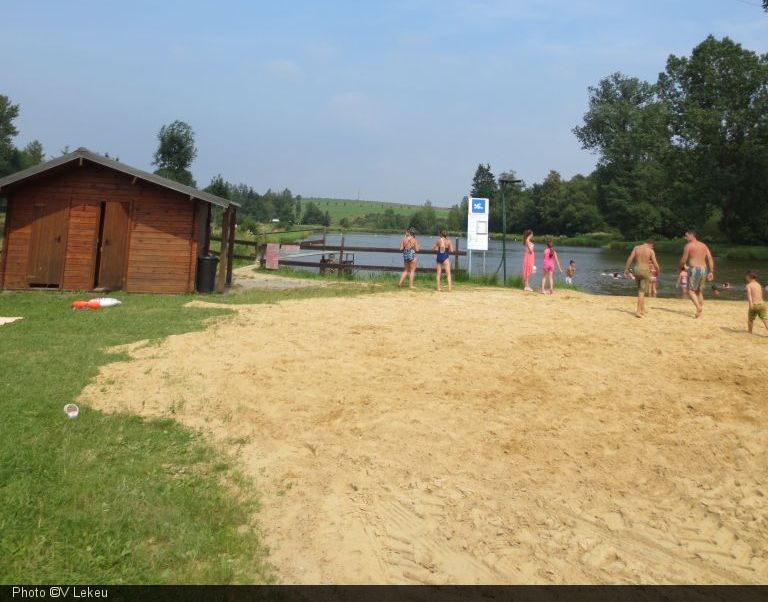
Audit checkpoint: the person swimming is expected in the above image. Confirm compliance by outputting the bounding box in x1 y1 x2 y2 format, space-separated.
565 260 575 285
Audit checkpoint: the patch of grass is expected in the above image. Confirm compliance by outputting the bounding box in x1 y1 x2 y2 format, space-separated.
0 291 273 583
301 197 450 227
219 281 385 305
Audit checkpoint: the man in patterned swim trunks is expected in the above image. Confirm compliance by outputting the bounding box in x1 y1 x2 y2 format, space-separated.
679 230 714 319
624 240 661 318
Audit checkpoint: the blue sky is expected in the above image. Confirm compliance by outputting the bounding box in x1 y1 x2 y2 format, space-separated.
2 0 767 206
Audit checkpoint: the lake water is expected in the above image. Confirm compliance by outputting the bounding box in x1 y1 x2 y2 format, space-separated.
294 232 767 300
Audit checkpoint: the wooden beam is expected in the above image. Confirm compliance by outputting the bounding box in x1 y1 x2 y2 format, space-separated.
0 197 12 289
204 203 212 256
215 207 231 293
226 208 236 286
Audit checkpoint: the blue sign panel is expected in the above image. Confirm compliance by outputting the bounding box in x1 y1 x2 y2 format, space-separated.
471 198 486 213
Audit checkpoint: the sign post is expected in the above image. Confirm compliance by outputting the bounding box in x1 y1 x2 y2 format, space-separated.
467 197 490 278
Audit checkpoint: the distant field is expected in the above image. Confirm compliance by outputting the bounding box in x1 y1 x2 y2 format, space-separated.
300 197 451 225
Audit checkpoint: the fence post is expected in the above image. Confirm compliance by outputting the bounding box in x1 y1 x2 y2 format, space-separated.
339 233 345 273
216 207 232 293
226 208 236 286
259 232 267 267
454 237 460 272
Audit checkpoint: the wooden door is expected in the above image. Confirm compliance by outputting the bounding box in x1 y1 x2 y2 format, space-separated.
96 201 130 290
27 198 69 287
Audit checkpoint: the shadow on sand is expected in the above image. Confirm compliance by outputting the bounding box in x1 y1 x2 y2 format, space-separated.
651 306 693 317
721 326 767 337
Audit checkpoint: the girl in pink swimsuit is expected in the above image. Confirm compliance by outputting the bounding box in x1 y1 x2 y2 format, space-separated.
522 229 535 291
540 240 563 295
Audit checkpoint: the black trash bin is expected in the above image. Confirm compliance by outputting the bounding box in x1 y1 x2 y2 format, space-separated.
196 255 219 293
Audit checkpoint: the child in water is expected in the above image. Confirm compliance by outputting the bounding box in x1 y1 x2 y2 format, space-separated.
676 266 688 298
746 271 768 334
565 260 575 285
649 264 659 297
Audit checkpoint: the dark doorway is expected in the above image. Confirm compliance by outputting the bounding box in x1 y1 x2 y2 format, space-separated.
27 198 69 287
94 201 130 290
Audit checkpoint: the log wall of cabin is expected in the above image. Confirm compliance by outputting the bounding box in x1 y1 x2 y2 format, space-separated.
0 161 200 293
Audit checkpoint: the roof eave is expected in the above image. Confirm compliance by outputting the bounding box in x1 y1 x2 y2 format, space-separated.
0 148 239 209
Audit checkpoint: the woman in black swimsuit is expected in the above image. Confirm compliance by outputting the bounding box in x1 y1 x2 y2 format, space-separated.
431 230 453 292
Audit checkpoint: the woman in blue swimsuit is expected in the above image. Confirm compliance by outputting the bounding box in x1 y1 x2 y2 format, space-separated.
431 230 454 291
398 227 420 288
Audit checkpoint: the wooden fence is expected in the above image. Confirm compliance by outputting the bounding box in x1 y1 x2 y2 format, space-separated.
210 231 466 274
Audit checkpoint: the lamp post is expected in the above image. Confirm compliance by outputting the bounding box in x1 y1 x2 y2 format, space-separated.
498 173 522 286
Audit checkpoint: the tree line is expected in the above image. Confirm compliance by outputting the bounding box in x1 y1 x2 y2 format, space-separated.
461 35 768 244
0 96 45 179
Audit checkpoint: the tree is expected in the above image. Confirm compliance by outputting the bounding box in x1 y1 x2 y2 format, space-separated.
272 188 296 223
239 216 258 235
531 170 565 234
658 36 768 242
0 95 20 177
470 163 503 231
0 97 45 177
9 140 45 172
574 73 669 238
204 174 230 199
412 200 437 233
447 204 464 232
497 170 525 234
301 202 325 225
152 120 197 187
470 163 497 199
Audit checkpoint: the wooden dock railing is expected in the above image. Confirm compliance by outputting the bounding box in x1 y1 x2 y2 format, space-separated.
209 232 465 274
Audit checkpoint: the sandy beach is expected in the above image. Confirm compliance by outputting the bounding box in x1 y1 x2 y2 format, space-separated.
80 287 768 584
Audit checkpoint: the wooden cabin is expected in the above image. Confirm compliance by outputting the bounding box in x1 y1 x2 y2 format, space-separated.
0 147 238 293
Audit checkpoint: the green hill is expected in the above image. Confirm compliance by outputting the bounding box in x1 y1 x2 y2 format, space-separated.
300 197 451 226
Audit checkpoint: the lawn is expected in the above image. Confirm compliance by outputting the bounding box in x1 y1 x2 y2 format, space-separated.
0 286 375 583
300 197 451 226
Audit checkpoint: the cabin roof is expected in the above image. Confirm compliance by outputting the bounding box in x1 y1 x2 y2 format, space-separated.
0 147 239 209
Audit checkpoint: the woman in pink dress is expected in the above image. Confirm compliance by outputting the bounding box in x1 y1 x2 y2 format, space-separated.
522 229 535 291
